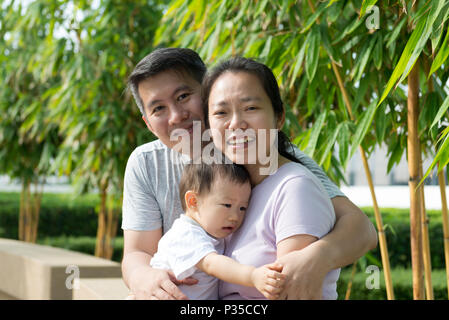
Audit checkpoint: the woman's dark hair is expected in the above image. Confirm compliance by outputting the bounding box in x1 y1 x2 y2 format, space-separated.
179 163 250 211
127 48 207 119
201 56 302 165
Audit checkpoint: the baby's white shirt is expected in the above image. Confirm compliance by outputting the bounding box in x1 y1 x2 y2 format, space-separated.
150 214 225 300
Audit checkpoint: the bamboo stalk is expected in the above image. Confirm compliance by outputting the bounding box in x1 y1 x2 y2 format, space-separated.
105 197 119 260
359 146 395 300
421 63 435 300
95 186 107 258
19 182 25 241
332 60 395 299
306 0 394 300
31 181 43 244
419 153 433 299
24 182 31 243
345 261 358 300
438 165 449 299
407 62 425 300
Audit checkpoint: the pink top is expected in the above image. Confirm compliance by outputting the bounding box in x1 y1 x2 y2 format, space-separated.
219 162 340 300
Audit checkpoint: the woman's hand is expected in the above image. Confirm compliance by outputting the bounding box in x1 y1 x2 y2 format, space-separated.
128 265 198 300
275 245 329 300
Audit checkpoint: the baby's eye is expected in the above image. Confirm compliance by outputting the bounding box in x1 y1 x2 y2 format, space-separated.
222 204 232 208
240 206 247 211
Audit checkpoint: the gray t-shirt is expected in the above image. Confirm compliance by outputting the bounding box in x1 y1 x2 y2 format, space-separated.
121 139 345 234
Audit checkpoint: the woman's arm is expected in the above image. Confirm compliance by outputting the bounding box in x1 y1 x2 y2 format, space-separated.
327 196 378 266
196 252 285 300
275 196 378 299
291 146 378 262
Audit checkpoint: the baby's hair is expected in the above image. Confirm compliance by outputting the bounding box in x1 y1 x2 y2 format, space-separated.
179 163 251 211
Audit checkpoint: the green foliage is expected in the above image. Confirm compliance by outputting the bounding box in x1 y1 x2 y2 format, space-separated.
362 207 445 269
337 267 448 300
0 0 163 202
0 0 64 186
1 192 448 270
154 0 449 186
0 192 116 239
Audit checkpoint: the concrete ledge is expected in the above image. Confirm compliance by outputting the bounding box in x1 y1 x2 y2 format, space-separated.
73 278 130 300
0 290 17 300
0 238 122 299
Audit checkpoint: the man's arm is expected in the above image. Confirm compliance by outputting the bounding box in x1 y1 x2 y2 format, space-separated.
122 229 197 300
196 252 285 300
276 196 378 299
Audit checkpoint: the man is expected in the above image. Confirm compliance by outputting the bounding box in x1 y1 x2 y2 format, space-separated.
121 48 377 300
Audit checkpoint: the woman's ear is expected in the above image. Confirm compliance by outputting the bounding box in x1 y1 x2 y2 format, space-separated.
277 110 285 130
185 190 198 210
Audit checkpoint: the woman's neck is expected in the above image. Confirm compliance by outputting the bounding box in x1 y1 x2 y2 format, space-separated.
245 155 291 186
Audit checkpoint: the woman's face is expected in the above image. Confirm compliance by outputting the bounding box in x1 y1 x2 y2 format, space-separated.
208 71 283 165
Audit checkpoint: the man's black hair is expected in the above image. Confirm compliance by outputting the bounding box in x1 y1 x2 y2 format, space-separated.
127 48 207 119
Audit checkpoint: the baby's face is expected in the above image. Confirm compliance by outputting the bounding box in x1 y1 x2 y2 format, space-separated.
195 177 251 239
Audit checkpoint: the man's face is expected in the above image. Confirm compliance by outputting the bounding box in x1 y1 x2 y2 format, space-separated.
138 70 204 151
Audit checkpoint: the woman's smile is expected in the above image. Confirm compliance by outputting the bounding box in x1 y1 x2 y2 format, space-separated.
208 71 279 166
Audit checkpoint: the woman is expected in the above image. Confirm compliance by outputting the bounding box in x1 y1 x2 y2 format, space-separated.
202 57 341 300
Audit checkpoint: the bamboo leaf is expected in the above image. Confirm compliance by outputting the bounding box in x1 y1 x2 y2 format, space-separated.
429 26 449 75
304 110 327 157
162 0 186 20
373 32 383 70
387 139 404 174
320 23 337 63
430 94 449 129
360 0 379 17
350 35 376 83
255 0 269 17
378 1 438 106
375 102 388 144
431 2 449 52
338 122 351 168
350 100 379 158
289 37 306 87
332 13 365 44
318 122 342 166
305 25 321 82
302 2 327 33
260 35 272 59
422 127 449 182
386 18 407 49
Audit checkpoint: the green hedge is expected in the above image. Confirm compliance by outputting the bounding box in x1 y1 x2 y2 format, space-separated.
37 236 124 263
1 192 448 270
361 207 446 269
0 192 122 239
26 233 449 300
337 266 448 300
29 236 449 300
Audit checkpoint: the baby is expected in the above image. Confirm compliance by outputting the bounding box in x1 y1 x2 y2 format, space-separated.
148 163 285 300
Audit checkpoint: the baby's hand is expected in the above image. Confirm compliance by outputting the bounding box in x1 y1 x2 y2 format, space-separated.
251 263 286 300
